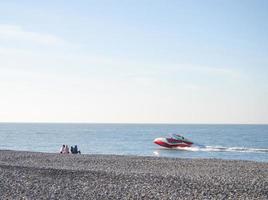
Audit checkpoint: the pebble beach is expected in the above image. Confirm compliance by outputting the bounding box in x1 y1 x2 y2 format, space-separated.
0 150 267 199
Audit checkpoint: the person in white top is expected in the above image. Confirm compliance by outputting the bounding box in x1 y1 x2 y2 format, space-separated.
60 144 70 154
60 144 65 154
64 145 70 154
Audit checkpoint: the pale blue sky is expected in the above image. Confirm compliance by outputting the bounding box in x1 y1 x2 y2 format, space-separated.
0 0 267 123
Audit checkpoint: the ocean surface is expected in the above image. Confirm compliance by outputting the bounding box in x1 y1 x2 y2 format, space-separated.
0 123 267 162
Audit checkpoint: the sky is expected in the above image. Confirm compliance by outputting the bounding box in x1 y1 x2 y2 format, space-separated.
0 0 267 124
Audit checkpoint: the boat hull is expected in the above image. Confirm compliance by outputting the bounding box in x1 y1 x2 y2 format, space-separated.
154 137 193 148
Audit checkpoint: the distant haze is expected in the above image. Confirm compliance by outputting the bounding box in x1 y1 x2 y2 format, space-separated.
0 1 267 124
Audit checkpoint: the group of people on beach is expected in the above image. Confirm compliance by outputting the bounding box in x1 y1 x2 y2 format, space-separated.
60 144 81 154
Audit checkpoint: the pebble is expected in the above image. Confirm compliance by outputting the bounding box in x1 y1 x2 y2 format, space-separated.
0 150 267 199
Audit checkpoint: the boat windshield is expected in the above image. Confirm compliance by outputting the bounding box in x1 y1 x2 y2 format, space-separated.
171 134 184 140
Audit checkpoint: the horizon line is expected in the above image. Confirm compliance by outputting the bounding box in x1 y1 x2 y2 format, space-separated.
0 122 267 125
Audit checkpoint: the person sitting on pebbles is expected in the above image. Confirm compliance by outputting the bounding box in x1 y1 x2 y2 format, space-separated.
71 145 81 154
60 144 70 154
60 144 65 153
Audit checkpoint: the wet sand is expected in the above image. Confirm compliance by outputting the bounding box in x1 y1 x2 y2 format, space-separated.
0 150 267 199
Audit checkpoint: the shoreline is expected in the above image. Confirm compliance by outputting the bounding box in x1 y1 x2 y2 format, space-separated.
0 150 267 199
2 148 268 160
2 148 267 163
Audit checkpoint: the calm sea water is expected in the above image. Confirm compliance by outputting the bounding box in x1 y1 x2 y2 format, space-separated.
0 123 267 162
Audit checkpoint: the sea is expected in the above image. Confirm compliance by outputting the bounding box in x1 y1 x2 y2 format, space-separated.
0 123 267 162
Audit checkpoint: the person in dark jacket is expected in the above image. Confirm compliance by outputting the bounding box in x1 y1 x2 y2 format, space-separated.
73 145 81 154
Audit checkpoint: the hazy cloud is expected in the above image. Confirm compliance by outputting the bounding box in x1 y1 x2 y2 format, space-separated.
0 24 65 46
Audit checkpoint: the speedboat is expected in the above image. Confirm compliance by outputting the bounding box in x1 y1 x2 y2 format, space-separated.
154 134 193 148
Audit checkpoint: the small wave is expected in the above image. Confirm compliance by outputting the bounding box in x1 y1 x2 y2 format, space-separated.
176 145 268 153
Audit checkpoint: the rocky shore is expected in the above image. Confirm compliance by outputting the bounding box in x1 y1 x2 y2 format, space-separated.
0 150 267 199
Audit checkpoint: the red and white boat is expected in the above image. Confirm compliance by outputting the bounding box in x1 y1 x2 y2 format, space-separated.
154 134 193 148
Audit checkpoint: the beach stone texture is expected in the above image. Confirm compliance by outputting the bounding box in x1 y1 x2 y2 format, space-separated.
0 150 267 199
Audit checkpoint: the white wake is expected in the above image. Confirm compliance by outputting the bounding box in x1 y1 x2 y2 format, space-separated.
176 145 268 153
